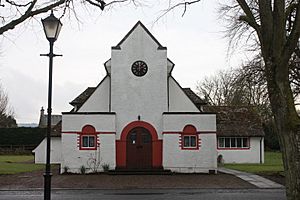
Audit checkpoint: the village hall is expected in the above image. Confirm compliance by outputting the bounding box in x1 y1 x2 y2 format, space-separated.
33 21 264 174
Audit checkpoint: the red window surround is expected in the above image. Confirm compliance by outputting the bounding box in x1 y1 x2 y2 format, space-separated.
77 125 99 150
179 125 201 150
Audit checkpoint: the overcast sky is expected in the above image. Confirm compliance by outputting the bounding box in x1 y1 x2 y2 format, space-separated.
1 0 247 124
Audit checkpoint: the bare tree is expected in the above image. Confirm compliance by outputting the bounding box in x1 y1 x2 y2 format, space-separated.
196 64 271 118
196 69 236 106
220 1 300 199
0 84 16 128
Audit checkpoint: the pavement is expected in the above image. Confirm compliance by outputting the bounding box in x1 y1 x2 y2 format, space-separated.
219 168 284 189
0 189 287 200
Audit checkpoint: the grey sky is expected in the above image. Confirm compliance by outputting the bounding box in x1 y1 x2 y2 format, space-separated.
1 0 245 123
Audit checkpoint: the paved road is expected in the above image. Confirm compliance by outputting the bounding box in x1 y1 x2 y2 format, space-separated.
0 188 286 200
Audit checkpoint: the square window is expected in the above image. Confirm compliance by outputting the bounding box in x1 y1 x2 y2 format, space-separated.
183 135 197 148
81 135 96 149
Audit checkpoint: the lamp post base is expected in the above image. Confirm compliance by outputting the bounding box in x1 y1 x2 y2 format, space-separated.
43 172 52 200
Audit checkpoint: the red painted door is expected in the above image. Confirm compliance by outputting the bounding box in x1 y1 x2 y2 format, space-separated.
126 127 152 169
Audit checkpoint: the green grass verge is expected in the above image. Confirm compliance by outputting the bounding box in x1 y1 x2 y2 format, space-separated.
224 151 284 174
0 155 44 174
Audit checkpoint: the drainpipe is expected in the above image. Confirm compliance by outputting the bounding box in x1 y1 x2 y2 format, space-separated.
259 137 263 164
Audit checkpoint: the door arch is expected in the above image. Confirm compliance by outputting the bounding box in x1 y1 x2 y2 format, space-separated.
116 121 162 169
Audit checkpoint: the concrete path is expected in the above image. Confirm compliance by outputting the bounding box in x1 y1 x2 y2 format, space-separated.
219 168 284 189
0 188 287 200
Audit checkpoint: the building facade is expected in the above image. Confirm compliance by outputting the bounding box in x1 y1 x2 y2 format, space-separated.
33 22 265 173
60 21 217 173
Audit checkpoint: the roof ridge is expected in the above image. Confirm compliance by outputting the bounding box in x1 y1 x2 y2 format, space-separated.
112 21 166 50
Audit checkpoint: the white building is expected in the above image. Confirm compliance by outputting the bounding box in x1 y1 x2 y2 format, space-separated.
204 106 265 164
33 21 264 173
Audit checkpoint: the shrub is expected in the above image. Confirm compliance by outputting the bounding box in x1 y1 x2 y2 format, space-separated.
101 163 110 172
80 165 86 174
63 166 69 174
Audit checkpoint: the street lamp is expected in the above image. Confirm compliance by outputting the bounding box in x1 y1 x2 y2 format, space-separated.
41 11 62 200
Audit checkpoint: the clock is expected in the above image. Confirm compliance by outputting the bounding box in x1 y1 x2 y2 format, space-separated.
131 60 148 77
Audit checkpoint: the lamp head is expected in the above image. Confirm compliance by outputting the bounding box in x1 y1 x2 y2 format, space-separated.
42 11 62 42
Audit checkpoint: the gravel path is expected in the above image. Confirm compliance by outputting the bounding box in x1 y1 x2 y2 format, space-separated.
0 167 255 190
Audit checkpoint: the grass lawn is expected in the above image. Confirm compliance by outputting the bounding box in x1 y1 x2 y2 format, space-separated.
0 155 44 175
224 151 284 175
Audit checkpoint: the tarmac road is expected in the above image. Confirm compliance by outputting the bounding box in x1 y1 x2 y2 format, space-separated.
0 188 286 200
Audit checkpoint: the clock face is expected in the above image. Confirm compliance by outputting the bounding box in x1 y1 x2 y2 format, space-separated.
131 60 148 77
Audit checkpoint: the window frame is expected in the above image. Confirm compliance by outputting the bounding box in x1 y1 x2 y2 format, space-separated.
217 137 250 150
81 135 96 149
180 125 200 150
78 125 98 150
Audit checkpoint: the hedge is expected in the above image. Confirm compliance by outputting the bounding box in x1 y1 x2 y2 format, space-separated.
0 128 46 146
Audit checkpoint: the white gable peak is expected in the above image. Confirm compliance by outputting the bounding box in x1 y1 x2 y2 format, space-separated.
112 21 166 50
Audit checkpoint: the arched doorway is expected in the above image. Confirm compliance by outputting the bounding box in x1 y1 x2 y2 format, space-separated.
126 127 152 169
116 121 162 169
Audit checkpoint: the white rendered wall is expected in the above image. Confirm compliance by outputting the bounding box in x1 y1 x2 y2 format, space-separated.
62 114 115 132
111 24 168 140
168 77 200 112
61 114 116 173
32 137 62 164
163 133 217 173
78 76 110 112
61 133 115 173
162 114 217 173
163 114 216 132
217 137 264 163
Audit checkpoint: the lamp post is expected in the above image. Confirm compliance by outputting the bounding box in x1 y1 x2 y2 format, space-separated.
41 11 62 200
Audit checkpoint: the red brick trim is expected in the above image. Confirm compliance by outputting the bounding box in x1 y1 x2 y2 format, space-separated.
217 147 250 150
162 131 180 134
180 125 201 150
77 125 100 151
162 131 216 135
62 131 116 134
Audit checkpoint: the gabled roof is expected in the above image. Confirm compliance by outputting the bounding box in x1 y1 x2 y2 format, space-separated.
69 86 206 112
203 106 265 137
112 21 167 50
51 120 62 137
70 87 96 107
182 88 207 106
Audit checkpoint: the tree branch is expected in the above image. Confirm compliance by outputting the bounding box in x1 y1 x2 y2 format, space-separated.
85 0 105 10
0 0 66 35
283 2 300 64
5 0 32 7
155 0 201 23
236 0 261 40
